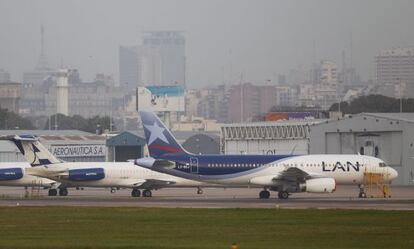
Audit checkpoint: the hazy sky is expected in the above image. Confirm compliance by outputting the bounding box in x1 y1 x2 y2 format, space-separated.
0 0 413 86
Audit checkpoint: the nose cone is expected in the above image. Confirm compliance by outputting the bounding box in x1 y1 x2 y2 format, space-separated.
388 167 398 181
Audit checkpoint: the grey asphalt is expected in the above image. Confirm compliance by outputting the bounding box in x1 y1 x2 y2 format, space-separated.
0 185 413 210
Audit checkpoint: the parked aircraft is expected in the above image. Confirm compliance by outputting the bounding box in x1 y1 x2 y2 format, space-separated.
2 135 214 197
136 111 398 199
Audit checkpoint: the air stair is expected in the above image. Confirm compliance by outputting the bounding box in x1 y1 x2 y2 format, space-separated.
25 180 42 198
363 168 391 198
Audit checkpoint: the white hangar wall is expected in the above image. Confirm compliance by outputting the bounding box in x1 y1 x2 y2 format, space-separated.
310 113 414 185
221 120 324 155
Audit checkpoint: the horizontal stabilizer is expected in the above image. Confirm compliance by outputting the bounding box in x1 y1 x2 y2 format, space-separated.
0 135 39 141
135 157 175 169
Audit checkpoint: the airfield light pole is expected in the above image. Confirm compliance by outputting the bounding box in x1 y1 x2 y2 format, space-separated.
399 78 403 113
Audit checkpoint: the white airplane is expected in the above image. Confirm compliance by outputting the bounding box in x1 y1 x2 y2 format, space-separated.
2 135 214 197
136 111 399 199
0 162 56 189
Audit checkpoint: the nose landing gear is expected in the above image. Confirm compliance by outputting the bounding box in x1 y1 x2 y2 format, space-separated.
197 187 203 195
358 184 367 198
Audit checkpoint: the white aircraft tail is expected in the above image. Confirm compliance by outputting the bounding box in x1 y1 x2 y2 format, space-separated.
0 135 62 166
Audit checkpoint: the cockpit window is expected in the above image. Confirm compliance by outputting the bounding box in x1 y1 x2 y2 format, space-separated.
379 162 386 167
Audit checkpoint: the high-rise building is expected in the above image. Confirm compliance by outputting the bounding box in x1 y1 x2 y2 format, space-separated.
376 48 414 97
142 31 185 86
320 60 338 86
227 83 279 123
0 82 20 113
0 69 10 82
197 85 229 123
119 31 186 89
119 45 139 90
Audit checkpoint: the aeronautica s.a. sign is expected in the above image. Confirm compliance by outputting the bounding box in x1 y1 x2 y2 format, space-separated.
49 144 106 158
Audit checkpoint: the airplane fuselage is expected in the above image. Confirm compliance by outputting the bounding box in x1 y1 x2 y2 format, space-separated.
148 154 396 186
30 162 213 189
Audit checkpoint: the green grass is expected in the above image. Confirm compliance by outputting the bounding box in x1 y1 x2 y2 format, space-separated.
0 207 413 249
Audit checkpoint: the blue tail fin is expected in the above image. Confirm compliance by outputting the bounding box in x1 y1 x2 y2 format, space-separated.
0 135 62 166
139 111 189 158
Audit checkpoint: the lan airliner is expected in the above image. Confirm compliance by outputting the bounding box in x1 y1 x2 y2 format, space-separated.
2 135 214 197
136 111 398 199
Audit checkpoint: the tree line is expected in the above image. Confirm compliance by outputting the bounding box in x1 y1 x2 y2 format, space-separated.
0 105 113 133
329 94 414 114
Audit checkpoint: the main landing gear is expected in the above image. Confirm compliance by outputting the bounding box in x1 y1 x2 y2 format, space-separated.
131 189 152 198
142 189 152 197
258 189 289 199
48 189 57 196
277 191 289 199
259 189 270 199
48 188 68 196
59 188 68 196
358 184 367 198
131 188 141 197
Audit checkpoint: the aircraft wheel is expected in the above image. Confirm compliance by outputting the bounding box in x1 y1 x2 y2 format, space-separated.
259 190 270 199
143 189 152 197
110 188 116 193
358 192 367 198
278 191 289 199
48 189 57 196
59 188 68 196
197 188 203 195
131 189 141 197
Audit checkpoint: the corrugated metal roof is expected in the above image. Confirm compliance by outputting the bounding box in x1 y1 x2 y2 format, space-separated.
221 119 326 128
0 130 93 136
363 113 414 123
0 130 106 144
123 129 220 142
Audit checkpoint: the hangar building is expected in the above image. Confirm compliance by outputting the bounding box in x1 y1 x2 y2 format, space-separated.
0 129 220 163
221 120 324 155
309 113 414 185
0 130 107 162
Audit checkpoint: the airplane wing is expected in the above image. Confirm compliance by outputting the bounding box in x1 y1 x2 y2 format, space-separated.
250 167 328 186
274 167 327 182
139 179 176 189
112 179 176 189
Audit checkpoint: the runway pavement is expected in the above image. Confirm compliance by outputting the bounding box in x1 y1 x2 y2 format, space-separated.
0 185 413 210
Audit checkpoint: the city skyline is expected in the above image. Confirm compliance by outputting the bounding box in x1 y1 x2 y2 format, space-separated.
0 0 414 86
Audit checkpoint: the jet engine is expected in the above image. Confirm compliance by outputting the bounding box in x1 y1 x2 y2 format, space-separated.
68 168 105 181
300 178 336 193
0 168 24 181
